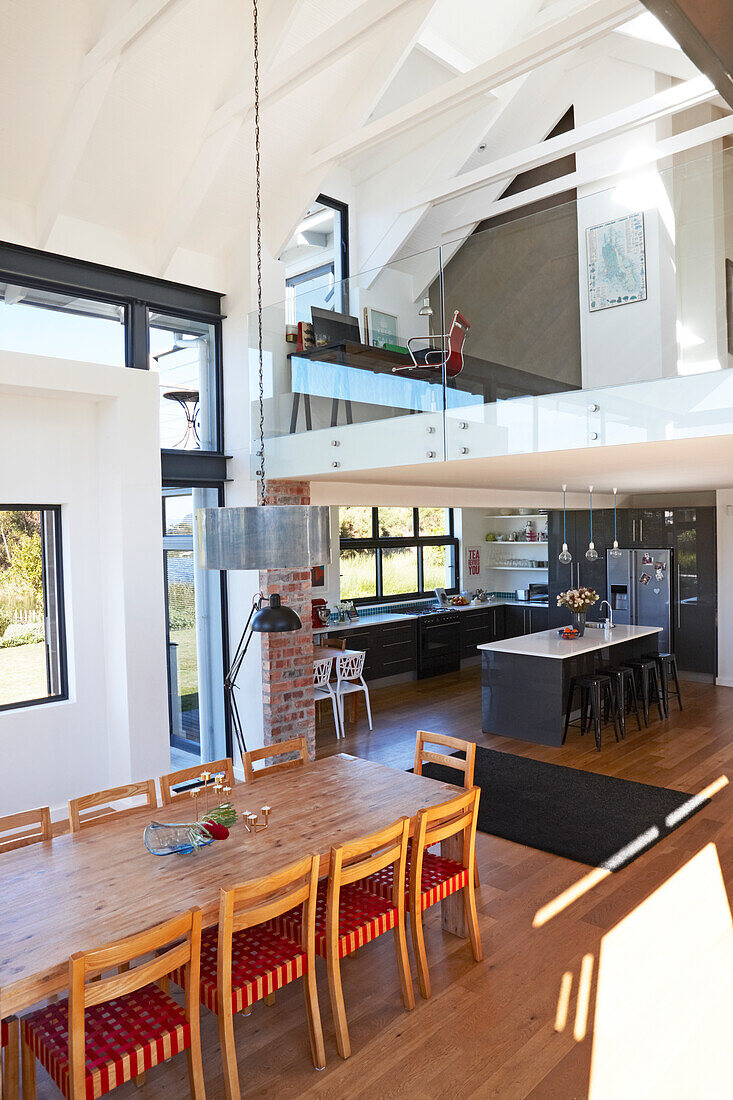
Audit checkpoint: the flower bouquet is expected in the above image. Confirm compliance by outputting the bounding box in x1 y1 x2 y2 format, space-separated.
557 586 598 636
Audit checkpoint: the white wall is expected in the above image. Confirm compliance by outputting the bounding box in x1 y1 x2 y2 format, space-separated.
715 488 733 688
0 353 170 816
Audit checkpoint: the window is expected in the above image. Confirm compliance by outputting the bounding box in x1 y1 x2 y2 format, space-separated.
281 195 349 322
339 507 458 603
0 282 125 366
163 488 226 766
150 313 219 451
0 507 66 710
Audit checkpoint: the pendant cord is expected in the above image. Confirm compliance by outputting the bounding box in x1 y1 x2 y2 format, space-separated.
563 487 566 543
253 0 266 507
589 488 593 542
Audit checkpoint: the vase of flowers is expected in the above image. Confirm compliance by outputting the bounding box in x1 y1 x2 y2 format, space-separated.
556 586 599 636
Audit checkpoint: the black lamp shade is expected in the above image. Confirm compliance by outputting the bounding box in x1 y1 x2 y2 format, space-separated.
251 594 302 633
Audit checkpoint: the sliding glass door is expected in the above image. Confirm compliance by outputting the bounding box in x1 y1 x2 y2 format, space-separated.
162 487 226 766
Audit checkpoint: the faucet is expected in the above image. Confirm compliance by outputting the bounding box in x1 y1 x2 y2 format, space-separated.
599 600 613 628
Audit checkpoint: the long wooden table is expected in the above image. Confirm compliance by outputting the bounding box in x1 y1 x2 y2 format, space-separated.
0 756 463 1017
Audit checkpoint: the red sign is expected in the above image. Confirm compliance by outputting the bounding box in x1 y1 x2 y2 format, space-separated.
467 548 480 576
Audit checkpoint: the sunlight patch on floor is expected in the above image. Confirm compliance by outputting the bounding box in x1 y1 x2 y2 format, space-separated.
588 843 733 1099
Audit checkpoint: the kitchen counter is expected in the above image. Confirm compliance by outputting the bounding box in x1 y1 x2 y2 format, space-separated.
478 623 661 659
314 598 548 635
480 623 662 747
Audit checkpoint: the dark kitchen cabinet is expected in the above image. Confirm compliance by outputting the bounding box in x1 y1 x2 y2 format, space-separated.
326 626 380 679
503 603 548 636
459 605 504 658
327 619 417 681
548 510 611 625
673 507 716 676
630 508 674 548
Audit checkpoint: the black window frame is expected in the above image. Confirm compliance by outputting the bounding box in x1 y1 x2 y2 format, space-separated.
0 504 68 713
339 507 459 605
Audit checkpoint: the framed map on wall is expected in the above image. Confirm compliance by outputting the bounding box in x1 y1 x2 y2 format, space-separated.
587 212 647 312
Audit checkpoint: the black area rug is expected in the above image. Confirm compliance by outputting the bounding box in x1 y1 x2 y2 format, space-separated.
418 746 709 871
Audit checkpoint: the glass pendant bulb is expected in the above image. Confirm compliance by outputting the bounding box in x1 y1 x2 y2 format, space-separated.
609 487 623 557
585 484 598 561
558 484 572 564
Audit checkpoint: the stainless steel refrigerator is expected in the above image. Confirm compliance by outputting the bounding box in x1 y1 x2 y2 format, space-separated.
606 548 673 652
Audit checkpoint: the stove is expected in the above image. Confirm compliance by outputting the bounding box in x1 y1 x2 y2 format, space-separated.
413 607 461 677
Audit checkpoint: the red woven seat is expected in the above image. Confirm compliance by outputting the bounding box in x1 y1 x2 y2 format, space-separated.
1 1017 8 1047
270 880 398 959
361 849 468 911
21 985 190 1100
171 922 306 1014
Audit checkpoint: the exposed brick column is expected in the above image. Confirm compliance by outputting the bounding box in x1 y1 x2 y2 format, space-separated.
259 479 315 759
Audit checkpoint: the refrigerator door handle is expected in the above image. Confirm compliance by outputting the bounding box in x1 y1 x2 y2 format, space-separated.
639 517 643 542
632 518 636 542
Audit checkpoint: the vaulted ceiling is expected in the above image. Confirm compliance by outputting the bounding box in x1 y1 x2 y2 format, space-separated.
0 0 727 290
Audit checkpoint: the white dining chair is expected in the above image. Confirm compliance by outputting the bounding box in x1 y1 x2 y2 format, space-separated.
314 655 342 739
334 650 372 732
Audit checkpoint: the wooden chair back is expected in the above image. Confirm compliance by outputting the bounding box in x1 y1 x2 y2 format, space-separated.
0 806 52 853
68 780 157 833
414 730 476 788
243 736 308 781
410 788 480 909
328 816 410 916
68 908 202 1099
218 855 320 996
160 757 235 806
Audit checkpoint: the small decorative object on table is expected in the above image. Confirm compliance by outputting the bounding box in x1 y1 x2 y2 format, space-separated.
556 586 599 637
144 771 237 855
242 805 272 833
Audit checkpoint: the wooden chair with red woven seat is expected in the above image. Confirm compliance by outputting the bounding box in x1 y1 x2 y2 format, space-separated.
361 787 482 1000
160 758 236 806
242 736 307 782
20 907 205 1100
414 730 480 886
269 816 413 1059
1 807 52 1099
68 780 157 833
173 854 325 1099
2 1014 20 1100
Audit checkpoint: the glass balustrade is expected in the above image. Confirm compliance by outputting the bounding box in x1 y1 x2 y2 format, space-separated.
253 146 733 479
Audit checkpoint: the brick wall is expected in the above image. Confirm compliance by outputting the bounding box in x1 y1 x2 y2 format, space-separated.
259 480 315 759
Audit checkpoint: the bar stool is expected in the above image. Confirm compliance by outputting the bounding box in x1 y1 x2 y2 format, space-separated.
643 652 683 714
623 658 665 725
597 664 643 737
563 673 620 752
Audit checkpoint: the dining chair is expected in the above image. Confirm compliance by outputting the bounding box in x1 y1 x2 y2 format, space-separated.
68 780 157 833
362 787 482 1000
160 758 236 806
314 655 341 739
0 807 52 853
20 907 205 1100
270 816 413 1059
1 1015 19 1100
173 855 325 1098
414 730 480 885
242 736 308 781
334 651 372 732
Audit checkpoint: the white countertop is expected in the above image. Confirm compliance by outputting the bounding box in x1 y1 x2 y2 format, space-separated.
313 599 548 635
477 623 662 660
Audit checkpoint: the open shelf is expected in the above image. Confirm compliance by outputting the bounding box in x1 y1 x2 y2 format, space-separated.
484 513 548 519
487 540 547 546
488 566 549 571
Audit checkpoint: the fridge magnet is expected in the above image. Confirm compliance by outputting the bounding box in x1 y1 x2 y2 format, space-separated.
642 553 652 565
655 565 665 581
653 588 661 595
639 571 651 586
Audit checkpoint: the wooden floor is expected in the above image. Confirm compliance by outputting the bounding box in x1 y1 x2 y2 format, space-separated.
34 668 732 1099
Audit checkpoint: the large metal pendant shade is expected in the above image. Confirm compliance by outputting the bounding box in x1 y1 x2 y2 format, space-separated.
197 504 331 570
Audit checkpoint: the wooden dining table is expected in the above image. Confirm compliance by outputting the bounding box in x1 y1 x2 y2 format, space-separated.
0 755 464 1017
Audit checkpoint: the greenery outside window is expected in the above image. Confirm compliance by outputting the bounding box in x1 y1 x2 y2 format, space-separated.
339 506 458 603
0 507 66 711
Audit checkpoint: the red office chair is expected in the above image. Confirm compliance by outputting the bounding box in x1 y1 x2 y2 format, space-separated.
393 310 470 378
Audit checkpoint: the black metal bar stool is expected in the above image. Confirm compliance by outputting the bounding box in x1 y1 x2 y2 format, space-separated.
643 652 683 714
623 658 665 725
563 673 620 752
597 664 643 737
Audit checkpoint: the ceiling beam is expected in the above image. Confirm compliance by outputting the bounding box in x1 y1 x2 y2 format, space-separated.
36 0 195 249
606 27 699 79
412 74 716 209
642 0 733 106
439 112 733 240
156 0 433 272
308 0 642 167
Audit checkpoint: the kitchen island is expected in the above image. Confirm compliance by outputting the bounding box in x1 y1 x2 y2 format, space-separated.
478 624 662 746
